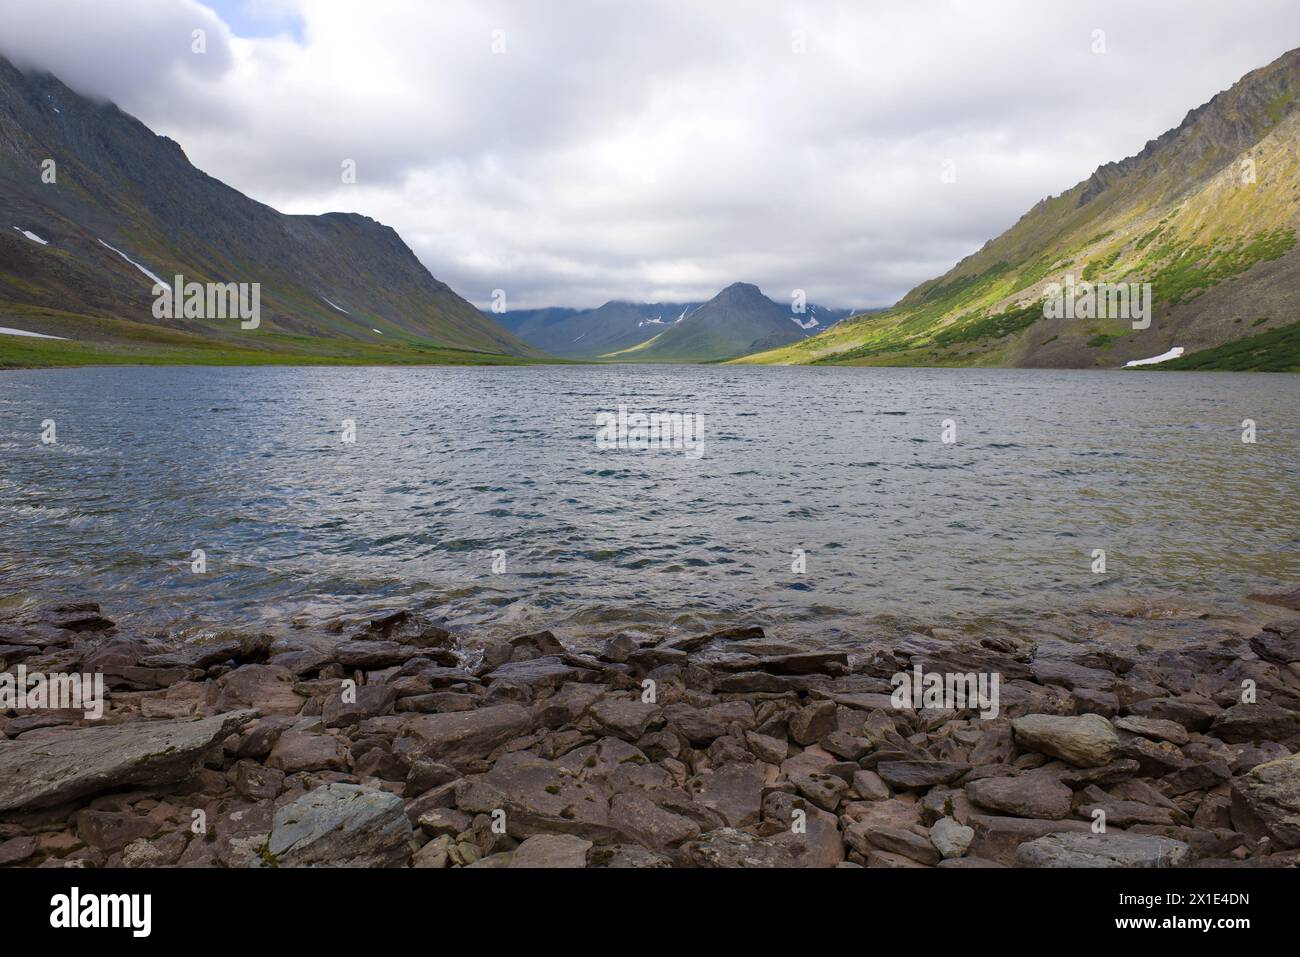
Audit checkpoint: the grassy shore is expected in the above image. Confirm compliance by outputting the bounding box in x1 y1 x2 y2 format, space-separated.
0 310 554 369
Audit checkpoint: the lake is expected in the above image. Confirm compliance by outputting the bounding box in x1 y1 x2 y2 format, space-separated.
1 365 1297 647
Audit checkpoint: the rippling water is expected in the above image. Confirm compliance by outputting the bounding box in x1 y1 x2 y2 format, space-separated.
1 365 1297 643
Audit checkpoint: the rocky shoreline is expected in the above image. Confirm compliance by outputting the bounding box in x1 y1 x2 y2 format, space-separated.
1 598 1299 869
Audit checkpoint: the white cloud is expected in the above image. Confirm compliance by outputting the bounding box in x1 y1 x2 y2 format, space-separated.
2 0 1297 308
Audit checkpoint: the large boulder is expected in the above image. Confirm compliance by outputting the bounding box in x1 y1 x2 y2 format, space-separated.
1015 831 1191 868
1230 752 1300 848
266 784 412 867
966 774 1072 820
1012 714 1119 767
0 711 256 812
508 833 592 868
400 704 533 768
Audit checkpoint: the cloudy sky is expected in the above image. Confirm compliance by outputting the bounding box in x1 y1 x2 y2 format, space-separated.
2 0 1297 309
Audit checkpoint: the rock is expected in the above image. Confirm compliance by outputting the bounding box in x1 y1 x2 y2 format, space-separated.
214 665 304 714
744 730 788 764
788 701 838 745
608 792 699 849
412 835 451 868
401 705 533 768
589 698 663 741
713 672 796 694
1230 752 1300 848
0 836 38 866
1118 735 1186 774
590 844 673 868
455 752 615 841
682 827 796 867
0 710 256 812
852 769 891 801
1076 799 1181 828
966 774 1072 819
266 730 346 774
1016 831 1191 868
876 760 967 789
508 630 567 659
688 763 765 827
234 760 285 801
1126 696 1220 732
1209 703 1300 744
323 683 397 728
1012 714 1119 767
930 817 974 859
267 783 412 866
1032 659 1115 690
74 810 158 852
1250 624 1300 665
790 770 849 812
966 814 1092 866
1112 715 1190 746
485 656 594 693
599 634 639 663
1247 589 1300 614
749 652 848 675
508 833 592 868
1056 759 1142 787
336 640 451 670
849 824 940 865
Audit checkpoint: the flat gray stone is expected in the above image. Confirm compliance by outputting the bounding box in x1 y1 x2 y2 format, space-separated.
267 783 412 867
400 704 533 768
1015 831 1191 868
0 711 257 812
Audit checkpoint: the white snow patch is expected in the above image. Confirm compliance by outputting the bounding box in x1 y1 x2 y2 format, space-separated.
12 226 49 245
322 296 350 315
371 328 383 335
1125 347 1185 367
0 326 66 340
97 239 165 286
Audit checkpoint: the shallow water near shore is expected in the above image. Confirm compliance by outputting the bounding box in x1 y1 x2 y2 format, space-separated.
1 364 1297 644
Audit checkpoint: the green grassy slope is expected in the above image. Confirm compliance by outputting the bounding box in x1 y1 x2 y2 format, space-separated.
735 47 1300 371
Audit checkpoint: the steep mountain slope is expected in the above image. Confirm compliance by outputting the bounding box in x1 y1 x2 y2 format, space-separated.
0 56 541 360
494 300 701 359
607 282 849 362
738 47 1300 370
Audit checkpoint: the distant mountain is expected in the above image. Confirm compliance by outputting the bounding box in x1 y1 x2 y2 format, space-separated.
600 283 852 362
739 47 1300 371
494 300 701 359
0 55 540 360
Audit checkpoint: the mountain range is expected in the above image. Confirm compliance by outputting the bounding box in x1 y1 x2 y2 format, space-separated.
0 55 540 366
737 46 1300 371
496 286 853 361
2 46 1297 371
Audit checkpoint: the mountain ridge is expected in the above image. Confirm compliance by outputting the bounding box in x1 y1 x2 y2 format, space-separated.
0 55 541 363
737 46 1300 370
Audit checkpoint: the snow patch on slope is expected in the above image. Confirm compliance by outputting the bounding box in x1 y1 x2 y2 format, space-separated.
12 226 49 245
1125 347 1185 367
97 239 165 286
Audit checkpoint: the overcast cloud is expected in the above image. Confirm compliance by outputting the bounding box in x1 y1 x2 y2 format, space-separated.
1 0 1297 309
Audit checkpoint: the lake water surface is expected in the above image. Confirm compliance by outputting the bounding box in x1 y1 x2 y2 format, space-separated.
1 365 1297 646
